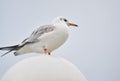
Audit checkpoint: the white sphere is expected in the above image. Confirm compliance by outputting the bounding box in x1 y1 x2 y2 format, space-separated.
2 55 86 81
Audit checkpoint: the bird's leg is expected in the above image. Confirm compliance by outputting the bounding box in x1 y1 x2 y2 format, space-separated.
43 46 51 55
44 48 47 54
48 52 51 55
43 48 51 55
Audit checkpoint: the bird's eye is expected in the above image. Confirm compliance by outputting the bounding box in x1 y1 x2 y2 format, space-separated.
60 18 68 22
63 19 68 22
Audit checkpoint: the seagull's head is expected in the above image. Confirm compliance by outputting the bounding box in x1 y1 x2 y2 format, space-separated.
52 16 78 27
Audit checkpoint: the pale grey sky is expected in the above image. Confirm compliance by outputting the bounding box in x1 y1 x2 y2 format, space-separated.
0 0 120 81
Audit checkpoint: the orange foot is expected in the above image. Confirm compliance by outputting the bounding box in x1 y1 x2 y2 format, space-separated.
44 48 51 55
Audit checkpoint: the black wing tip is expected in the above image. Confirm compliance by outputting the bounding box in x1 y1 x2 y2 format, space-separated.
0 47 4 50
1 50 14 57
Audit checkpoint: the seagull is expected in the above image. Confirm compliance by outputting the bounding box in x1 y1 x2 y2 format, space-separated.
0 16 78 57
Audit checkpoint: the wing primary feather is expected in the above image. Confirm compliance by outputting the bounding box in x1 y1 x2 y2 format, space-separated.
0 45 23 57
1 50 13 57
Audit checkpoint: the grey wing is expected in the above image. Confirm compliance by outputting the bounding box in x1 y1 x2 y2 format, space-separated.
20 25 56 45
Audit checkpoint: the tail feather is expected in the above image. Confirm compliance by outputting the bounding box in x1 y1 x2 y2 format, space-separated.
1 50 13 57
0 45 19 50
0 45 20 57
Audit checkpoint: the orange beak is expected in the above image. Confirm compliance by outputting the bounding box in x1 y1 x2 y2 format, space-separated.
68 23 78 27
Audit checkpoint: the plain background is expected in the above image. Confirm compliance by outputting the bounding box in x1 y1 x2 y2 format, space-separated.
0 0 119 81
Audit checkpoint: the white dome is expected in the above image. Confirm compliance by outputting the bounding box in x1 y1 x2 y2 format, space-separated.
2 55 86 81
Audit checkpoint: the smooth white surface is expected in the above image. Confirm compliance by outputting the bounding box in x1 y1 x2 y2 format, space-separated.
2 55 86 81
